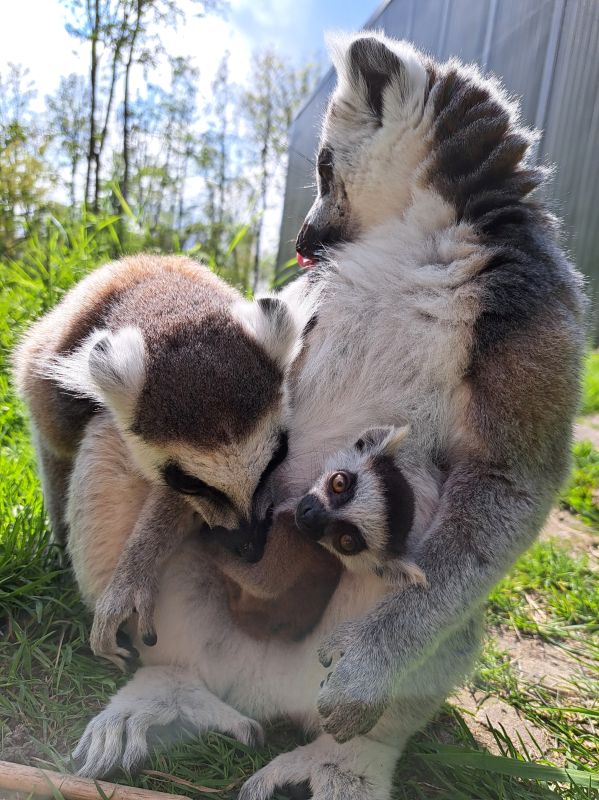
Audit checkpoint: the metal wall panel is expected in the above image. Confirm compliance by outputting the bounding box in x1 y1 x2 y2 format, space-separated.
277 0 599 338
539 0 599 339
442 0 491 64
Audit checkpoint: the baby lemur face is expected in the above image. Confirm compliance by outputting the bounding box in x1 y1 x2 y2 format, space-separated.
295 426 433 585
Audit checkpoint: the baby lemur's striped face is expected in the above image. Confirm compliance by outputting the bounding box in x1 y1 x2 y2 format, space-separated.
295 426 427 585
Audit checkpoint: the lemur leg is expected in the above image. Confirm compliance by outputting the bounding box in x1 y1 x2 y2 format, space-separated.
34 431 72 546
238 734 398 800
240 617 482 800
73 665 264 778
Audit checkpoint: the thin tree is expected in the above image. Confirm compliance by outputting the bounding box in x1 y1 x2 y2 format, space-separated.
46 74 89 208
242 51 319 291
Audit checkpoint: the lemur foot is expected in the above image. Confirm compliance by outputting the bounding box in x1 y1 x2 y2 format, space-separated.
72 666 264 778
238 734 396 800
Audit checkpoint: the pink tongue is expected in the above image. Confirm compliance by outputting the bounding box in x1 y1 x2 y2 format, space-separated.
297 252 316 269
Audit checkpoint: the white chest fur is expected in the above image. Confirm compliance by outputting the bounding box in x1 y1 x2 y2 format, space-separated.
279 208 484 498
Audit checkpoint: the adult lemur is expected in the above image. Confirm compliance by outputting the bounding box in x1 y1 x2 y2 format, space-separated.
70 33 583 799
15 254 301 667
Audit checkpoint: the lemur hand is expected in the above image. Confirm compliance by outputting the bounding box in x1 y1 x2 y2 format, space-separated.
317 616 392 742
90 573 157 671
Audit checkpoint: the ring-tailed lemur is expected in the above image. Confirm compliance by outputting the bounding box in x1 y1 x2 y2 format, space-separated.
69 32 583 799
14 254 304 668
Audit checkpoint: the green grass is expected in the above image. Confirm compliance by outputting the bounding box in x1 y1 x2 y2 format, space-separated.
560 441 599 528
1 222 598 798
581 351 599 416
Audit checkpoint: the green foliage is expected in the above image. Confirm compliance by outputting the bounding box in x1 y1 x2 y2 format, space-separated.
580 351 599 415
488 540 599 636
0 65 54 259
560 441 599 528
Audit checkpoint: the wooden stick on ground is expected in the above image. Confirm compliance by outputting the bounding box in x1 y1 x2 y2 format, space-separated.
0 760 188 800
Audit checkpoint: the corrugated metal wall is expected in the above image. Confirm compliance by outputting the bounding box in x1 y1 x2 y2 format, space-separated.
277 0 599 340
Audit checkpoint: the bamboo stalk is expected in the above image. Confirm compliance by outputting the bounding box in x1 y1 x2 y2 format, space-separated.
0 760 188 800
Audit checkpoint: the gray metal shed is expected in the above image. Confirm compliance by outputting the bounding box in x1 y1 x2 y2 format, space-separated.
276 0 599 340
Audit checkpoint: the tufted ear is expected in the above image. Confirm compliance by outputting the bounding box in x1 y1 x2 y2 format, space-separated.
354 425 410 455
44 327 146 421
87 328 146 415
233 295 302 371
327 32 426 120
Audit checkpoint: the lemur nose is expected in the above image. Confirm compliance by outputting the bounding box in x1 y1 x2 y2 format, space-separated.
295 494 328 539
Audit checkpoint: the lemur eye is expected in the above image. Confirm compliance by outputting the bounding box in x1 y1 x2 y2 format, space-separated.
163 463 208 495
339 533 358 553
330 471 351 494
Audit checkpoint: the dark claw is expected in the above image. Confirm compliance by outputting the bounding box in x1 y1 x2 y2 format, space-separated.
320 679 324 688
142 631 157 647
320 655 332 668
116 628 132 648
116 628 139 659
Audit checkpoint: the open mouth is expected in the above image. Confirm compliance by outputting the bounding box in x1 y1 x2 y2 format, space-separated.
296 252 318 269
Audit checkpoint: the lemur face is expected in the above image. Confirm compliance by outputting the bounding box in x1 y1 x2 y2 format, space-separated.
49 296 299 536
296 34 429 266
295 426 418 578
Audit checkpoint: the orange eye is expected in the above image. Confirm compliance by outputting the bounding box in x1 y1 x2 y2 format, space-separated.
339 533 357 553
330 471 350 494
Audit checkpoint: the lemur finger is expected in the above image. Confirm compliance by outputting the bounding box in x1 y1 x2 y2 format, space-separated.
93 716 127 778
134 589 157 647
317 624 351 668
72 722 95 761
122 716 151 773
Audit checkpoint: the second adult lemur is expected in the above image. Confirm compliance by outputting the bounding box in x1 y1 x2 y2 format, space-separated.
14 254 302 667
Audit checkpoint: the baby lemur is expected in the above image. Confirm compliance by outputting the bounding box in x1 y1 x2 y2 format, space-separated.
14 254 302 668
296 426 438 587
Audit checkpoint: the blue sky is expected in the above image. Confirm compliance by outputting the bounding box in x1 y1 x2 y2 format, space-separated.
0 0 377 105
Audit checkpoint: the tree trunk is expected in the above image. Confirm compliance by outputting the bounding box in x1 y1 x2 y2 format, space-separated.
252 96 272 293
70 155 78 210
85 0 99 209
122 2 143 209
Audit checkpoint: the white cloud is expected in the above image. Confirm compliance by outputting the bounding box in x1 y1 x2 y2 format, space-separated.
0 0 86 107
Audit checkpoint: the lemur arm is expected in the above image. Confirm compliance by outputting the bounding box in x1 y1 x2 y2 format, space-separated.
316 313 581 742
90 487 195 670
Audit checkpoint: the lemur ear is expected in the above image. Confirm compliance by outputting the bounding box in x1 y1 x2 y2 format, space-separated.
233 296 302 371
87 328 146 414
44 327 145 420
355 425 410 455
327 33 426 119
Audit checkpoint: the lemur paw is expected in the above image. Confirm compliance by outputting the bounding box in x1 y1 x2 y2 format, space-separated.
317 621 389 742
238 735 390 800
90 578 157 669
